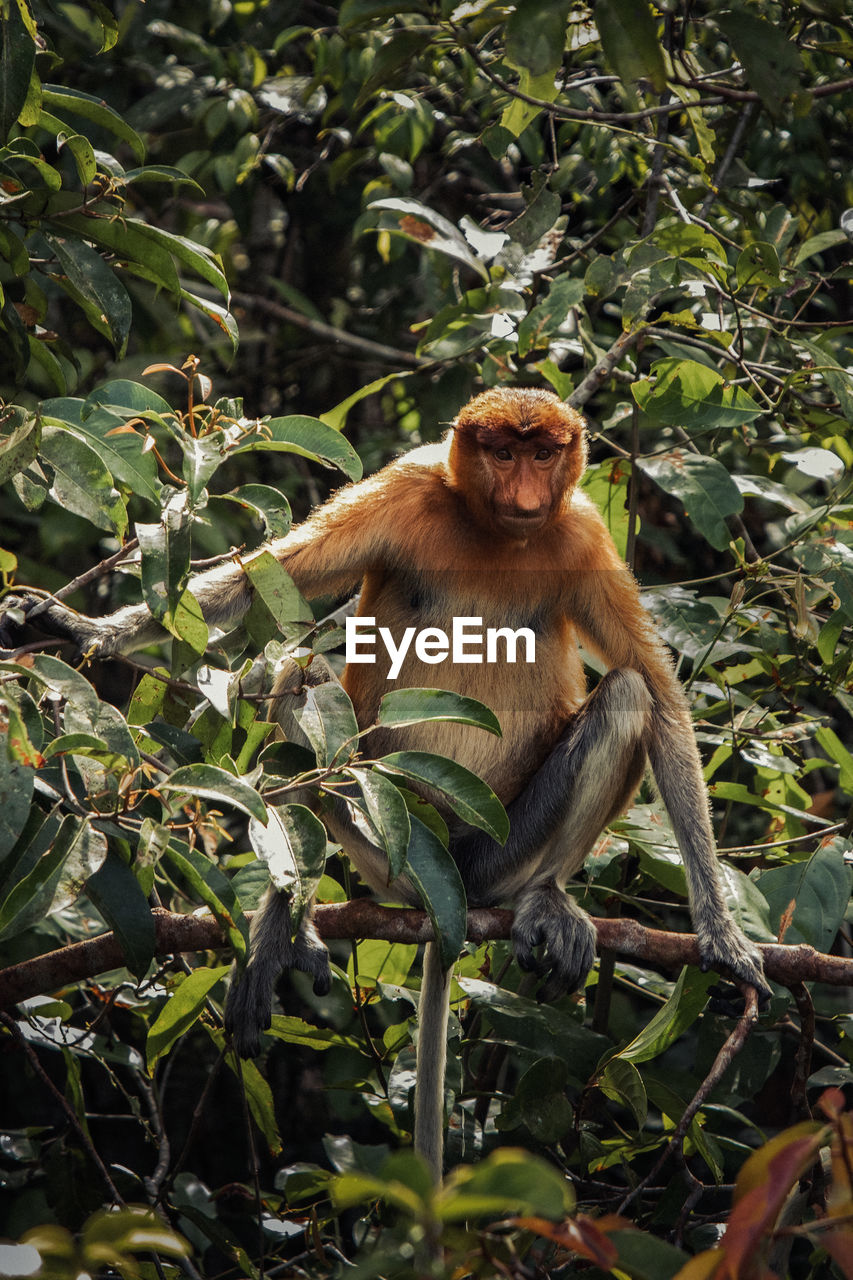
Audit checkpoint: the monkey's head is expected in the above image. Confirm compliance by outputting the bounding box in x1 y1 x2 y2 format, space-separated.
448 387 587 538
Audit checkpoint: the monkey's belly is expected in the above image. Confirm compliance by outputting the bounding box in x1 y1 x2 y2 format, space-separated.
346 647 582 806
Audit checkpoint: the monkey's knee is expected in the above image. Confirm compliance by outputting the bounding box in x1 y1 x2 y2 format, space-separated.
511 881 597 1003
588 668 653 744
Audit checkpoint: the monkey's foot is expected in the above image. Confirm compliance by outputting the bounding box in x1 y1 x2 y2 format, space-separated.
697 924 772 1010
511 881 597 1003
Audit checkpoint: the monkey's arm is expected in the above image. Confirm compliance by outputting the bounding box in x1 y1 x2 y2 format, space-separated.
3 465 413 659
567 542 771 1001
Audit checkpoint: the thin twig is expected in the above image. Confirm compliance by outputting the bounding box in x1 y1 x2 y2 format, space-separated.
617 986 759 1213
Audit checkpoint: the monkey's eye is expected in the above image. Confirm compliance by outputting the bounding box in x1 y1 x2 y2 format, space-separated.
535 448 553 461
494 447 513 461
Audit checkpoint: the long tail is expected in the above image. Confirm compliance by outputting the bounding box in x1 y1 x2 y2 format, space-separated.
414 940 453 1182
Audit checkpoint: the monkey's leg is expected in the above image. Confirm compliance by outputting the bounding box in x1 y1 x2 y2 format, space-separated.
454 668 652 1000
224 888 332 1057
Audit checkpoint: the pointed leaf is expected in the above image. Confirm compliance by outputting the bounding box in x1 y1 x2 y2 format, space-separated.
86 854 155 980
146 965 230 1069
375 751 508 843
249 803 326 920
377 688 501 736
160 764 268 824
403 816 467 969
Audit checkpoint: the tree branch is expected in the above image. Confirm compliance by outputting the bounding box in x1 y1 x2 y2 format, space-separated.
231 291 428 369
1 904 851 1009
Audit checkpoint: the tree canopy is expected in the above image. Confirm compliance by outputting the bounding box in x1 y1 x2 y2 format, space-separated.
1 2 853 1278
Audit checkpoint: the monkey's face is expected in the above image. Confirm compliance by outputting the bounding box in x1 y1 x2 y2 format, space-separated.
449 387 587 537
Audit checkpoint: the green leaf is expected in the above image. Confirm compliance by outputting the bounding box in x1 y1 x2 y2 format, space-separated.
248 803 327 922
518 275 584 357
41 85 145 162
215 484 291 539
505 0 571 78
146 965 230 1070
40 425 128 537
347 767 411 880
320 372 412 432
609 1229 689 1280
0 407 40 484
266 1014 362 1051
438 1148 573 1222
595 0 667 95
0 0 35 138
0 712 34 860
403 815 467 969
164 841 249 960
136 503 190 620
377 688 501 736
43 398 160 503
0 814 106 941
244 549 312 645
81 379 174 419
86 854 155 980
160 764 268 824
294 680 360 767
736 242 781 291
43 231 132 355
224 1046 282 1154
376 751 508 843
632 358 763 430
597 1057 647 1128
757 844 852 952
369 197 489 282
715 10 802 116
612 967 715 1064
234 415 363 480
637 452 744 551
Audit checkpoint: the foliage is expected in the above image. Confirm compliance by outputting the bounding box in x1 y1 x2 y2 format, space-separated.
1 0 853 1277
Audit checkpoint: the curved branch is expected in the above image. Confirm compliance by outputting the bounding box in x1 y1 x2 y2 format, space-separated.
1 904 851 1009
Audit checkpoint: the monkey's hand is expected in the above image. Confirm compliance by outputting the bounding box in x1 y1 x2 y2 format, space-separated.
225 913 332 1058
1 593 110 659
511 880 597 1003
697 921 772 1010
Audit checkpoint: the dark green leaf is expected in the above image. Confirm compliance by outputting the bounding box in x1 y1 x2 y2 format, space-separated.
40 425 127 537
0 0 35 138
402 816 467 970
43 231 132 355
757 844 852 952
146 965 230 1069
233 415 363 480
716 11 802 115
506 0 572 78
595 0 667 94
377 688 501 736
375 751 508 843
160 764 268 824
41 85 145 161
215 484 292 538
86 854 155 980
637 452 744 551
347 767 411 880
0 407 40 484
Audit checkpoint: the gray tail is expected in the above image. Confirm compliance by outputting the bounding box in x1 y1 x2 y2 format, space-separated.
414 940 453 1182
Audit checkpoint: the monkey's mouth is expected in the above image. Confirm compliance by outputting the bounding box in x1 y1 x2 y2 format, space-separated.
497 510 548 533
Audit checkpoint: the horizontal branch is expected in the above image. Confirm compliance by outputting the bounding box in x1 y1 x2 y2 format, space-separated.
1 904 851 1010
